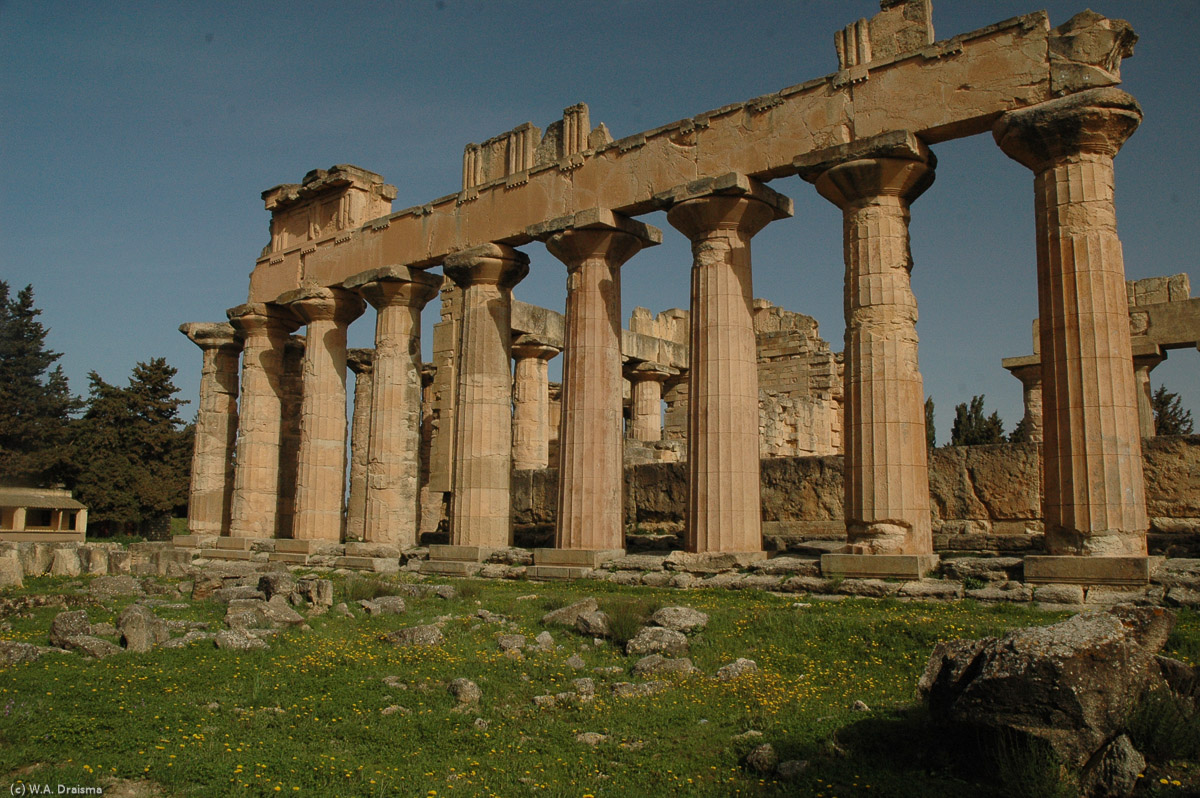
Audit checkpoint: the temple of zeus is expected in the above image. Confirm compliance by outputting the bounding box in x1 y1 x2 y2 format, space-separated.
181 2 1154 584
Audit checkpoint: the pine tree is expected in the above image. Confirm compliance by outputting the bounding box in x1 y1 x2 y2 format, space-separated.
69 358 192 538
950 395 1006 446
0 282 82 485
1009 415 1031 443
1152 384 1195 436
925 397 936 449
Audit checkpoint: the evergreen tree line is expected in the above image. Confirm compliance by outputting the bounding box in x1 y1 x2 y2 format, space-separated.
925 384 1194 449
0 282 192 538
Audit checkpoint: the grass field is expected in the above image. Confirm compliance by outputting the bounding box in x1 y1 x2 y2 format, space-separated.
1 574 1197 797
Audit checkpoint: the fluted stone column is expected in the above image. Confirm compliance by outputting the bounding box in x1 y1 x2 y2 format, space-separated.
663 174 792 556
1002 357 1045 444
278 286 366 542
1132 345 1166 439
277 335 306 539
227 303 299 539
995 88 1149 584
511 338 560 471
442 244 529 556
345 266 443 548
798 133 937 577
345 348 374 542
626 363 674 442
180 322 242 536
528 209 661 570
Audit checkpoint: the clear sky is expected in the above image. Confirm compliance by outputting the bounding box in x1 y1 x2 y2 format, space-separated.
2 1 1197 443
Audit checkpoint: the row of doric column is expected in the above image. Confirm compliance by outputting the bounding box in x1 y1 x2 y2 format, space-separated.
184 88 1151 584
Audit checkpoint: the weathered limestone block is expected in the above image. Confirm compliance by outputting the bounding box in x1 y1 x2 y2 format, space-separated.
118 604 170 653
928 443 1041 525
1143 436 1200 525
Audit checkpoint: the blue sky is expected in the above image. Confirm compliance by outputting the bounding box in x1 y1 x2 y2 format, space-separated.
2 1 1197 442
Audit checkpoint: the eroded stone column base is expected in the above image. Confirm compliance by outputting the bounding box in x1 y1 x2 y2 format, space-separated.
1024 555 1151 586
821 553 939 580
421 544 498 576
528 548 625 580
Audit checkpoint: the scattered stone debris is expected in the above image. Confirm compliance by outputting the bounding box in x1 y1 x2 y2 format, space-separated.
448 678 481 705
648 606 709 633
626 626 688 657
743 744 779 775
716 658 758 681
385 624 444 647
575 732 607 746
541 598 599 627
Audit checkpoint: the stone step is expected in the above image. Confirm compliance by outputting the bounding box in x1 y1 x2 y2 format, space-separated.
421 560 482 577
527 565 593 581
334 556 400 573
268 552 312 565
199 548 255 561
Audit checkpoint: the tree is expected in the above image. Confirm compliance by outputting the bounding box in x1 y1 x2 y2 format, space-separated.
950 395 1006 446
68 358 192 538
1152 384 1195 436
925 397 936 449
1009 415 1031 443
0 282 82 485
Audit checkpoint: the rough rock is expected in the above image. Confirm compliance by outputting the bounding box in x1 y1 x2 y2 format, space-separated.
534 630 554 650
566 653 586 669
648 606 709 633
1034 584 1086 605
297 578 333 607
541 598 599 627
575 610 610 637
777 760 809 781
625 626 688 657
965 583 1033 602
118 604 169 652
780 576 834 594
49 610 92 648
386 625 444 647
215 629 269 651
1079 734 1144 798
257 573 294 601
632 654 698 677
835 578 899 598
496 634 525 652
572 677 595 697
939 556 1024 583
0 640 40 665
159 630 214 649
743 744 779 775
716 658 759 681
448 678 481 705
0 558 24 589
918 605 1174 768
898 580 963 600
750 556 820 576
49 548 82 577
612 680 669 698
212 586 266 604
263 596 306 626
89 575 143 598
65 634 123 658
359 596 407 616
575 732 607 746
664 551 749 573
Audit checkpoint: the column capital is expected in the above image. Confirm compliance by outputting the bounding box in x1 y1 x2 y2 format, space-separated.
624 360 676 382
443 243 529 290
796 131 936 209
226 302 300 336
993 87 1142 172
528 208 662 270
1002 355 1042 387
277 285 366 326
346 347 375 375
343 265 443 311
661 172 792 240
512 335 560 362
179 322 242 351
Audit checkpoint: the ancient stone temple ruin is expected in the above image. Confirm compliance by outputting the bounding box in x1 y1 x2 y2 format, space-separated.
180 2 1164 585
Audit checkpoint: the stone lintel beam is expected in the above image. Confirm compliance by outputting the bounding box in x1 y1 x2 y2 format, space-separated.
346 347 374 374
527 207 663 248
793 129 932 179
653 172 793 220
247 11 1127 301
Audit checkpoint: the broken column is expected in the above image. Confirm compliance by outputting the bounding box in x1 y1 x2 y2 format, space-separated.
662 174 792 557
226 303 299 540
511 337 560 471
797 132 937 578
626 362 675 442
994 88 1149 584
529 209 661 573
1001 356 1045 444
179 322 242 537
344 348 374 542
278 285 365 543
344 266 442 548
1132 344 1166 438
434 244 529 563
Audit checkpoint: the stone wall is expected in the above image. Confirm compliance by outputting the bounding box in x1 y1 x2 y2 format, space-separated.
512 436 1200 555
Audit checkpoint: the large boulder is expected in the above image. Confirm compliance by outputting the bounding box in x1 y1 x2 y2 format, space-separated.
0 640 40 665
118 604 170 652
0 557 24 589
648 606 709 634
48 610 92 648
625 626 688 657
919 605 1174 770
541 598 599 627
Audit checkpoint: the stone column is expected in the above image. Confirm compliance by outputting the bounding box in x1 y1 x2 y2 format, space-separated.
277 335 305 538
529 209 661 571
663 174 792 557
511 337 560 471
179 322 242 537
798 133 937 577
1002 357 1044 444
1132 344 1166 438
345 348 374 542
995 88 1149 584
227 303 299 539
344 266 443 548
278 285 366 543
626 363 674 442
442 244 529 556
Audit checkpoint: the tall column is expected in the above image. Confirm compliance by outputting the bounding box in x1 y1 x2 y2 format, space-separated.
1132 345 1166 438
798 133 937 577
995 88 1149 583
663 174 792 556
179 322 242 536
529 209 661 570
227 303 299 539
277 335 305 538
344 266 443 548
626 363 674 442
511 338 560 471
345 348 374 542
443 244 529 555
278 286 366 542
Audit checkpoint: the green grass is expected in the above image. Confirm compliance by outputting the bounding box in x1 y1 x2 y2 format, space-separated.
1 576 1197 797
